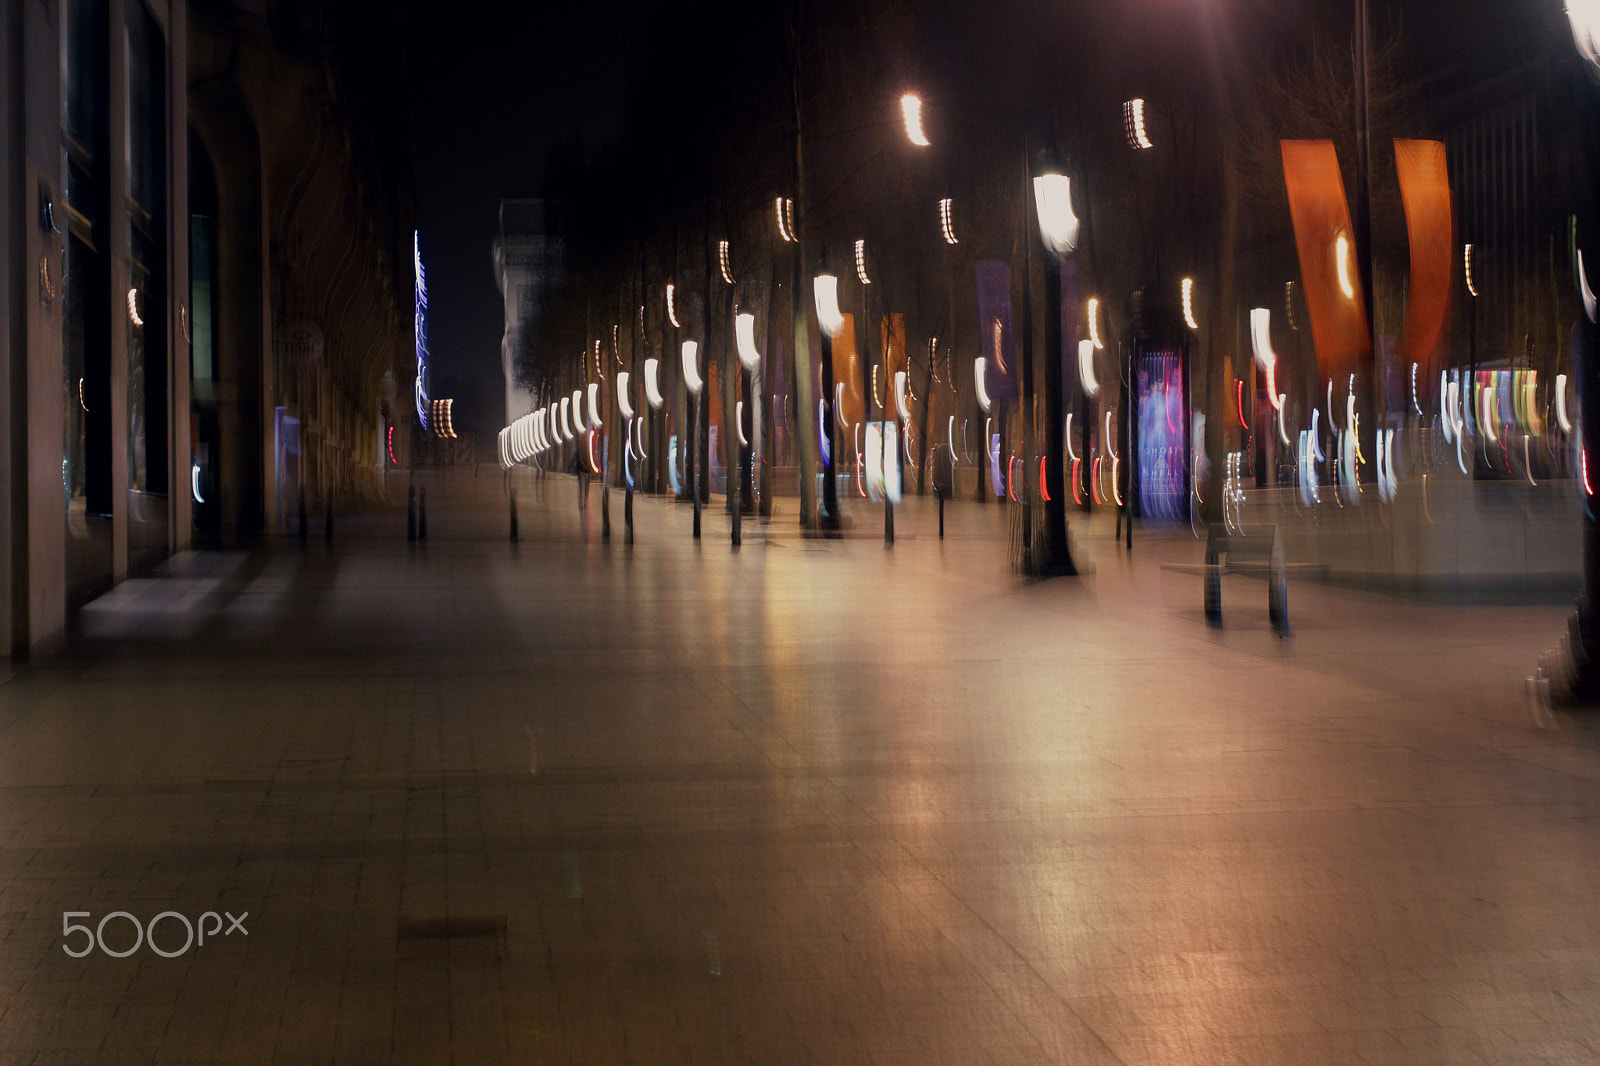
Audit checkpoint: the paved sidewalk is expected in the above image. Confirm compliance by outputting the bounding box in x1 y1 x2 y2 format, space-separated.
1 468 1597 1064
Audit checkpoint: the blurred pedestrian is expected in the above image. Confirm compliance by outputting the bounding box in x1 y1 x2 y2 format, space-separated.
568 445 589 513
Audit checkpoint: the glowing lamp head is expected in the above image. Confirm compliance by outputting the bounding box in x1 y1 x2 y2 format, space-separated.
643 358 664 410
735 313 760 369
813 274 844 338
1570 1 1600 71
616 373 635 419
1032 173 1079 257
901 93 930 146
682 341 704 395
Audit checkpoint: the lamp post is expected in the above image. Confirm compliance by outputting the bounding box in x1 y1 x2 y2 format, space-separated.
814 263 844 530
681 341 702 539
1537 2 1600 704
735 310 761 546
1032 161 1080 576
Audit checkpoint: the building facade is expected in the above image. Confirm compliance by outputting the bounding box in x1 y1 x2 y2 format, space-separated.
493 199 564 428
3 0 413 656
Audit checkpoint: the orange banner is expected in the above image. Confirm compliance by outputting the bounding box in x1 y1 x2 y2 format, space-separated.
1281 139 1370 383
835 313 864 427
1393 139 1454 378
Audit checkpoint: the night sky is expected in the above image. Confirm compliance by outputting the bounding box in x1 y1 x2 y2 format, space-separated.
402 0 1573 446
407 0 651 445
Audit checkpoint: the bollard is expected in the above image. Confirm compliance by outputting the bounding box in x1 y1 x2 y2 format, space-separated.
418 487 428 539
625 489 634 545
885 501 894 545
938 491 944 539
407 483 417 541
509 487 518 542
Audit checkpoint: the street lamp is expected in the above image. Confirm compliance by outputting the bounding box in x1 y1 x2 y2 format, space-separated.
1032 158 1079 576
682 340 701 539
814 264 844 529
731 312 761 546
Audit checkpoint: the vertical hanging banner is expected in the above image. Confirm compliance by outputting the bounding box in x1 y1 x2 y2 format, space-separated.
836 313 864 427
1281 140 1371 385
975 260 1018 403
1393 138 1454 390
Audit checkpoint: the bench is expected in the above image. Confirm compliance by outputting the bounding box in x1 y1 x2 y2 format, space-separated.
1161 524 1319 636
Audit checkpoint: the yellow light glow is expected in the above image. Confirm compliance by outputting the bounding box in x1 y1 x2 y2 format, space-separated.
718 241 734 285
1123 98 1153 150
939 198 957 245
775 198 796 243
1087 297 1103 349
1463 243 1477 298
854 239 870 285
666 283 680 328
1181 278 1197 330
901 93 930 146
127 287 143 327
1336 234 1355 298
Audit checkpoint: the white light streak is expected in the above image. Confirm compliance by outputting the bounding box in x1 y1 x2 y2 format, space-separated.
1249 307 1275 370
1582 249 1597 324
1464 243 1478 298
617 373 635 419
736 401 748 446
681 341 703 395
644 358 664 409
587 383 602 429
558 397 573 442
1077 338 1099 397
947 415 957 461
1182 278 1197 330
191 462 204 504
854 239 870 285
894 370 910 422
813 275 844 338
974 357 991 413
1558 373 1573 433
736 312 760 368
1568 2 1600 72
127 287 143 327
718 240 734 285
666 283 680 328
1032 173 1079 256
901 93 930 146
1088 297 1103 349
